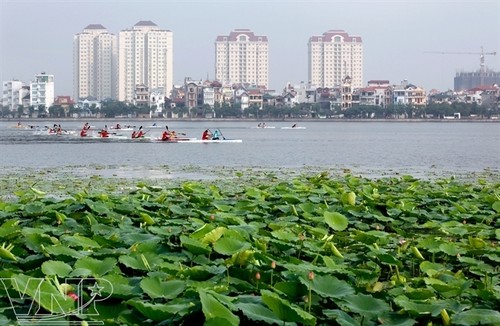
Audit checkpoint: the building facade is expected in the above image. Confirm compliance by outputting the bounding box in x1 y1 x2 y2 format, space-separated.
215 29 269 88
454 70 500 91
308 30 363 89
30 72 54 109
2 80 26 111
73 24 118 101
118 21 173 103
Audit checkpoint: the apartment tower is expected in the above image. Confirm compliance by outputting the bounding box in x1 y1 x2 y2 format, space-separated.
30 72 54 109
215 29 269 88
118 21 173 102
73 24 118 101
308 30 363 89
2 80 25 111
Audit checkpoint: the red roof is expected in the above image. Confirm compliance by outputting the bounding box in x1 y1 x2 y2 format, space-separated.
54 96 75 105
309 30 362 43
216 29 268 42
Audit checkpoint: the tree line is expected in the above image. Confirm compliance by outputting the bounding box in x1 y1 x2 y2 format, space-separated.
1 101 499 119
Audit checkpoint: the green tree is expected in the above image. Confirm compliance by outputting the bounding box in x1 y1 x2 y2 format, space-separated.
17 105 24 118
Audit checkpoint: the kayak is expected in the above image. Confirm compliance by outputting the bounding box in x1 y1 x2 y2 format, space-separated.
281 126 306 129
109 127 134 131
154 137 196 143
181 139 243 143
251 126 275 129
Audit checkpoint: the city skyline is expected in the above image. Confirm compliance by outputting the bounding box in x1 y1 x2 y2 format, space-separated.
1 0 499 97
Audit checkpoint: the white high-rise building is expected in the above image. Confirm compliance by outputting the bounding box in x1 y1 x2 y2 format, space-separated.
308 30 363 89
2 80 25 111
30 72 54 109
73 24 118 101
118 21 173 103
215 29 269 88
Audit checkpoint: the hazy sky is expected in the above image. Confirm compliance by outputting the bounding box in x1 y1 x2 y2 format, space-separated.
1 0 499 96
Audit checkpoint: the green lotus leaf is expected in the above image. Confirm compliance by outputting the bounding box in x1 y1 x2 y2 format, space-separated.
227 249 255 267
199 290 239 326
376 253 402 266
72 256 117 277
0 219 21 238
85 200 111 215
280 194 302 204
23 202 45 216
323 309 359 326
101 274 141 297
420 261 446 276
492 201 500 213
340 293 391 317
180 235 211 255
235 302 295 325
0 202 22 213
41 260 72 277
261 289 316 325
201 227 227 245
213 202 234 212
468 237 487 249
439 243 466 256
324 211 349 231
273 281 307 301
61 234 100 248
181 265 226 281
140 277 185 300
271 229 298 242
119 232 161 245
300 274 354 299
44 244 90 258
168 204 192 216
191 223 215 239
393 295 445 316
118 252 163 271
452 308 500 325
127 298 193 321
213 237 251 255
378 312 417 326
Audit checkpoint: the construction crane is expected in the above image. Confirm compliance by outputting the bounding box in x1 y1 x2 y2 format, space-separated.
424 46 497 85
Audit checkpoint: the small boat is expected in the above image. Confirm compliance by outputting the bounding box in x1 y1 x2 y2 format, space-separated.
154 137 196 143
181 139 243 143
11 123 38 130
110 126 135 131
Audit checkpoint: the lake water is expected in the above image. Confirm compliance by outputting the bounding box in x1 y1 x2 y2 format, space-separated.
0 120 499 179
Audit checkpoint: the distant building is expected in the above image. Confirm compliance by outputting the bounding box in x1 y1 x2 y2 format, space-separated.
53 96 75 116
308 30 363 89
359 80 392 107
2 80 26 111
134 84 149 107
30 72 54 109
118 21 173 103
73 24 118 101
454 70 500 91
215 29 269 88
392 79 426 107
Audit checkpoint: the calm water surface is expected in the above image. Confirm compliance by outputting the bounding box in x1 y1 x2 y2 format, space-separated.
0 120 498 179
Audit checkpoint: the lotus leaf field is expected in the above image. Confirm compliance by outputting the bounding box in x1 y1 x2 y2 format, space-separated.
0 170 499 325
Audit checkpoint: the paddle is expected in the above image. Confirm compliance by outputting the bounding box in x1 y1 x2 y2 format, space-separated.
216 128 226 140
